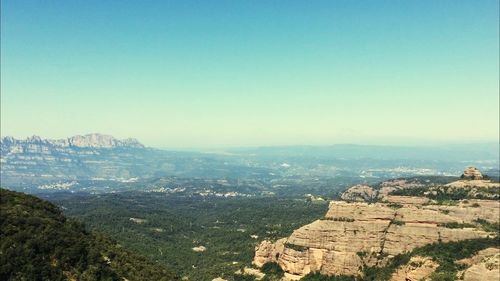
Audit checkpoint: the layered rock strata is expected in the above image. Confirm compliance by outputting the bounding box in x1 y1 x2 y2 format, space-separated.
254 200 498 279
462 167 484 180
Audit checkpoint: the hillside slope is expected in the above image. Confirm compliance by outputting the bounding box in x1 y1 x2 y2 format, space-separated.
0 188 177 281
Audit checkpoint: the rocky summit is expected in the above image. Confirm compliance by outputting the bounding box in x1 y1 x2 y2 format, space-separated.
253 168 500 280
462 167 484 180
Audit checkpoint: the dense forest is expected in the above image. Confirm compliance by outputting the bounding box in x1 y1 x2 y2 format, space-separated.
0 189 177 281
48 192 329 280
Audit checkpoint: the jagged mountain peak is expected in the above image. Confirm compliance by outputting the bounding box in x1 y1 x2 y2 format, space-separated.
1 133 145 149
68 133 143 148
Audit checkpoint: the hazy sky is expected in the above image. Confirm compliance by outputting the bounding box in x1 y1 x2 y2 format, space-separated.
1 0 499 148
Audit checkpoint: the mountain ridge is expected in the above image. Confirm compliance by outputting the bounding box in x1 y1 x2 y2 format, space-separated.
1 133 144 149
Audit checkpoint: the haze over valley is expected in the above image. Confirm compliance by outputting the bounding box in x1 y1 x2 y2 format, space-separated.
1 1 499 280
2 133 498 196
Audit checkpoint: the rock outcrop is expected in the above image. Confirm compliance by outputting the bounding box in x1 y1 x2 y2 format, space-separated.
390 256 438 281
341 179 428 202
254 199 499 279
341 167 500 202
462 167 483 180
254 239 286 267
340 185 376 202
459 248 500 281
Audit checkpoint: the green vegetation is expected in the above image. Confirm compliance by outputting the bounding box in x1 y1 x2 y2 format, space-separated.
356 251 367 258
390 187 428 197
51 192 328 281
232 274 256 281
363 252 411 281
474 219 500 233
438 222 475 229
260 262 284 280
390 185 500 202
284 242 308 252
0 189 177 281
325 217 355 222
301 272 357 281
391 220 405 226
387 203 403 209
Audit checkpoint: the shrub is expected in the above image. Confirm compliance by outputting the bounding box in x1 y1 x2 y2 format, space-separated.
391 220 405 226
387 203 403 209
261 262 284 278
438 222 475 229
474 219 500 233
284 242 307 252
301 272 357 281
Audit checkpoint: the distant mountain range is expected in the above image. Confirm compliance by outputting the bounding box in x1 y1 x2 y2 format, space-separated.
1 134 498 192
1 134 148 186
0 134 273 188
1 133 144 150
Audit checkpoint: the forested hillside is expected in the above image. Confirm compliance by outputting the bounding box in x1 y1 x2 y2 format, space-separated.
49 192 329 280
0 188 177 281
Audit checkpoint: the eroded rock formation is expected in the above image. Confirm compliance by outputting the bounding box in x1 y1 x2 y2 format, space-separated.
340 179 429 202
254 199 499 279
254 168 499 279
340 185 376 202
459 248 500 281
462 167 483 180
390 256 438 281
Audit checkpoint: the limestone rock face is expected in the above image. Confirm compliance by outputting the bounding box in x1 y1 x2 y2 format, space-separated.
462 167 483 180
254 200 498 279
458 247 499 266
340 185 376 202
461 249 500 281
341 179 427 203
390 256 438 281
254 239 286 267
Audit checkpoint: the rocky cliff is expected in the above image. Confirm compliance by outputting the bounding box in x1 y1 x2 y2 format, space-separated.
254 169 500 280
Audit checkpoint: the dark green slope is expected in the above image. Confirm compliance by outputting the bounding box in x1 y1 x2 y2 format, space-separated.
0 188 177 281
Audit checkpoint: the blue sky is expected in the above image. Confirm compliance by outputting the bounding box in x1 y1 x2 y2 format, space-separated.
1 0 499 148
